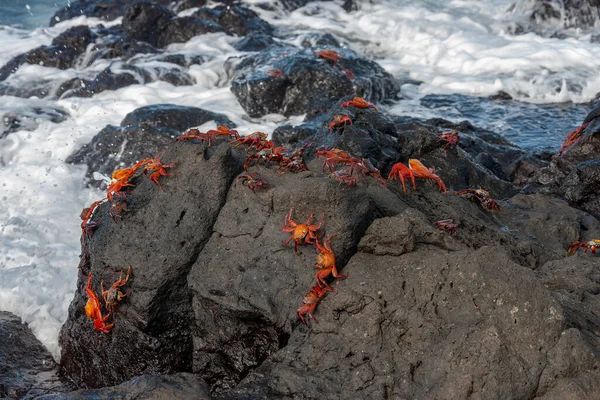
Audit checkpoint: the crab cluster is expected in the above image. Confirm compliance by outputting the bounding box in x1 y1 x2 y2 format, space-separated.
84 267 132 334
317 148 386 189
281 208 347 326
77 150 177 334
315 49 355 80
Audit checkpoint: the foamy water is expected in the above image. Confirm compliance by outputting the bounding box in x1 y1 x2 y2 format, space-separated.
1 0 599 360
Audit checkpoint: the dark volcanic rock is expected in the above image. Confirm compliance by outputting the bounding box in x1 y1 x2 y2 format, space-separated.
0 26 94 82
59 104 600 398
234 32 281 52
60 142 244 388
50 0 171 26
526 106 600 216
508 0 600 30
66 104 234 186
57 62 195 99
193 4 274 36
229 46 400 118
122 1 222 48
0 106 69 138
37 373 212 400
0 312 68 398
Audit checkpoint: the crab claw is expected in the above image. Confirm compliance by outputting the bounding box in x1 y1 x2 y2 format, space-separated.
408 159 446 194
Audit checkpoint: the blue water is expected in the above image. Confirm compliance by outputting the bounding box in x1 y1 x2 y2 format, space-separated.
0 0 68 29
418 94 591 152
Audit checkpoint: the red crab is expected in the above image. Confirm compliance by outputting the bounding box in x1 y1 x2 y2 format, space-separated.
315 236 347 288
355 158 387 185
341 97 378 112
387 161 416 194
237 173 271 192
80 199 104 237
84 273 114 334
138 152 177 189
329 114 353 133
297 285 334 326
408 159 447 194
107 164 138 202
329 169 357 189
567 239 600 255
282 208 324 254
230 131 270 151
267 69 285 78
315 49 343 67
433 218 458 235
454 188 501 214
437 130 459 150
316 148 355 173
101 266 131 311
558 123 588 156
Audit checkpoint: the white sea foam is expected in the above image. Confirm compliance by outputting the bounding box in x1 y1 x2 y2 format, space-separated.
0 0 599 360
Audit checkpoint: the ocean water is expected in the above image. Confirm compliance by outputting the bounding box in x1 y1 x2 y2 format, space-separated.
0 0 599 360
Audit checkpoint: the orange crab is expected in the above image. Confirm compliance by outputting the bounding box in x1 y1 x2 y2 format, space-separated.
84 273 114 334
297 285 334 326
558 123 588 156
568 239 600 255
80 199 104 236
139 152 177 189
437 130 459 150
454 188 501 214
107 165 138 202
315 49 343 67
340 97 378 112
282 208 324 254
101 266 131 311
329 114 353 133
387 162 416 194
315 236 347 288
408 159 447 194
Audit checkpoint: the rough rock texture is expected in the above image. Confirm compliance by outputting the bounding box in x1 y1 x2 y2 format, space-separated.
0 312 68 398
508 0 600 30
36 373 212 400
526 106 600 217
49 0 172 26
122 1 222 49
229 46 400 117
0 106 69 138
193 4 274 36
66 104 234 187
0 26 94 82
59 96 600 398
60 142 243 388
56 62 195 99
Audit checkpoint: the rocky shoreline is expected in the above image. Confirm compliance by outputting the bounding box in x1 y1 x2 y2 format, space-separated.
2 0 600 399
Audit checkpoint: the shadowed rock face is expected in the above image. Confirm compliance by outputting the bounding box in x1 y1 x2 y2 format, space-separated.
58 99 600 399
0 312 69 398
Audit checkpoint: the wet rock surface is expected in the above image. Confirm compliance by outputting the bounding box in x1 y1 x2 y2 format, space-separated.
229 46 401 117
66 104 234 187
508 0 600 30
58 98 600 399
0 312 68 398
525 106 600 217
0 106 69 138
37 373 212 400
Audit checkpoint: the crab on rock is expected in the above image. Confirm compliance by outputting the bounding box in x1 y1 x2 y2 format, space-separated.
454 188 501 214
433 219 458 235
387 161 416 194
297 285 334 326
340 97 378 112
329 114 353 133
437 130 459 150
409 159 447 194
101 266 131 311
568 239 600 255
85 273 114 334
282 208 324 254
315 236 347 288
